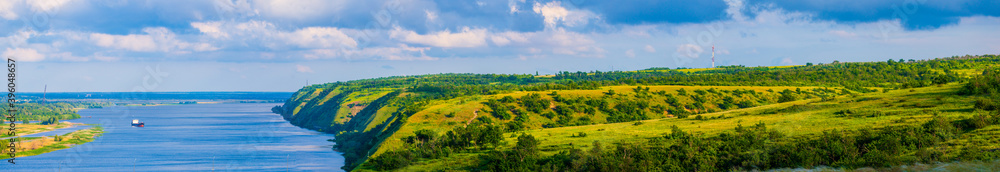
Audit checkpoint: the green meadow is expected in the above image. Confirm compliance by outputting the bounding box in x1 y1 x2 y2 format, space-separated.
273 55 1000 171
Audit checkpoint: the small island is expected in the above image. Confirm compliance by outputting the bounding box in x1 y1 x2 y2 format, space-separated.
1 102 106 159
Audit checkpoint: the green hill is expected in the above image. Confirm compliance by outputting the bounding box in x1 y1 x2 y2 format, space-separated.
272 55 1000 171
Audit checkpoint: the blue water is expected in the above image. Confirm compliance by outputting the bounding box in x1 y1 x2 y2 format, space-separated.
2 103 344 171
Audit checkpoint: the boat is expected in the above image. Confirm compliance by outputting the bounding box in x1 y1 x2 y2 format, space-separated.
131 119 145 127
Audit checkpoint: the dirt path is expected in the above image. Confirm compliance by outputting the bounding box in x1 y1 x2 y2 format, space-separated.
465 110 478 127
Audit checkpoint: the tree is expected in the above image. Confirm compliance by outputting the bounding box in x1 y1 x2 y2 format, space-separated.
932 74 951 85
514 134 539 156
778 89 797 103
478 125 504 149
414 129 437 143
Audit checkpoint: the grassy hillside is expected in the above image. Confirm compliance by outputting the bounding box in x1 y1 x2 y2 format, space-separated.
272 55 1000 171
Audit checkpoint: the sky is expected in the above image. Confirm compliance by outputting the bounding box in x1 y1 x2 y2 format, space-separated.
1 0 998 92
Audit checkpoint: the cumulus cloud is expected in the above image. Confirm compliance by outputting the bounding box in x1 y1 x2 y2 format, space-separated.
532 1 594 28
1 0 996 65
0 0 17 20
90 27 218 52
2 48 45 62
191 21 228 39
391 27 488 48
724 0 746 21
192 20 356 50
253 0 347 21
26 0 72 13
489 31 529 46
282 27 357 49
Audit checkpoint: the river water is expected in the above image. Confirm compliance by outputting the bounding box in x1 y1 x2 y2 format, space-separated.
2 103 345 171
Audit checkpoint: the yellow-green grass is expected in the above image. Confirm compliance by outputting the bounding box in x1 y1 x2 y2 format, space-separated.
0 126 103 159
1 123 74 137
363 106 400 133
508 83 975 155
372 85 833 157
314 87 343 106
336 89 396 125
398 83 985 170
291 88 326 116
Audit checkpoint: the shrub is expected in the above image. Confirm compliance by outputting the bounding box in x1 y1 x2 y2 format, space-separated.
974 99 999 111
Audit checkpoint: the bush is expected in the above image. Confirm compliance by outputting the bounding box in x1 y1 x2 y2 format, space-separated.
960 68 1000 95
974 99 999 111
367 151 413 170
778 89 797 103
40 117 59 125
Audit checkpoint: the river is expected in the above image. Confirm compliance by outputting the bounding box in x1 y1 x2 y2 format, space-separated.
3 103 345 171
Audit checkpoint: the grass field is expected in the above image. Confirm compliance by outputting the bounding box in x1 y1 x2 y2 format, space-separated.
392 82 996 170
1 123 74 138
374 85 836 157
0 125 103 159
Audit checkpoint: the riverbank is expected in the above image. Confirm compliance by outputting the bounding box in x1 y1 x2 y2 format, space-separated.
0 126 104 159
1 122 78 138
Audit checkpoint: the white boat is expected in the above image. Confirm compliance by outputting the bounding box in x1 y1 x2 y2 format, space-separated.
131 119 144 127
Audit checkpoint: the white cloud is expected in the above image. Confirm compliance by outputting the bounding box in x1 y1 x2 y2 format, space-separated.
0 0 18 20
26 0 71 13
724 0 746 21
676 44 703 58
425 10 437 21
253 0 346 21
191 22 228 39
644 45 656 53
296 64 313 73
90 32 157 52
90 27 218 52
625 49 635 58
2 48 45 62
490 36 510 46
508 0 519 14
193 20 355 50
532 1 593 28
391 27 488 48
1 30 34 47
281 27 357 48
489 31 530 47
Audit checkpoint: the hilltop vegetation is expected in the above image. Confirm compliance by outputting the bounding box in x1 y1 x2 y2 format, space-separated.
271 55 1000 171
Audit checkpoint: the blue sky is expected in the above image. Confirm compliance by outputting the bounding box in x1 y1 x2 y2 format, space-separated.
2 0 998 92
